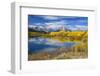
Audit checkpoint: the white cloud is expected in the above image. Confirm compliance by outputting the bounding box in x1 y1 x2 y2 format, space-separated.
42 16 59 20
45 20 67 30
28 25 36 28
75 25 88 31
35 23 43 25
29 20 88 31
66 25 88 31
67 25 77 31
45 20 67 26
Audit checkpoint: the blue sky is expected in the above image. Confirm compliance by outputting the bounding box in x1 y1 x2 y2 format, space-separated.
28 15 88 31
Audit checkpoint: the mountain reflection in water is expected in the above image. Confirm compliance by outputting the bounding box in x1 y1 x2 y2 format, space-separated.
28 37 78 53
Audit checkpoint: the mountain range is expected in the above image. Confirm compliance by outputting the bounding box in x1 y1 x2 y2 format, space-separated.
28 25 71 33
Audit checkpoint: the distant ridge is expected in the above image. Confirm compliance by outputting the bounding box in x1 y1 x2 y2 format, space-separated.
28 25 71 33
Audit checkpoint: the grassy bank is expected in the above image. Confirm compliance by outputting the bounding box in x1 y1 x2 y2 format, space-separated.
29 31 87 42
28 38 88 60
28 31 88 60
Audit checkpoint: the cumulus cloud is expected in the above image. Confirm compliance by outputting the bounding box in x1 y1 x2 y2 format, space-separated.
41 16 60 20
44 20 67 30
28 25 36 28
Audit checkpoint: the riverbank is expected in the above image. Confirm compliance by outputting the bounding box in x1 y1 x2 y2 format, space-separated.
28 38 88 60
28 30 88 60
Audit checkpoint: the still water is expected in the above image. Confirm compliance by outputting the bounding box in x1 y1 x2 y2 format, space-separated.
28 37 77 53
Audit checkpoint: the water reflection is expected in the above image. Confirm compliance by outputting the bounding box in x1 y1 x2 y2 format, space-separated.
28 37 78 53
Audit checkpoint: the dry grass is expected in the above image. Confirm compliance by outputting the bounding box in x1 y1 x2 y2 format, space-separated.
28 38 88 60
28 31 88 61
